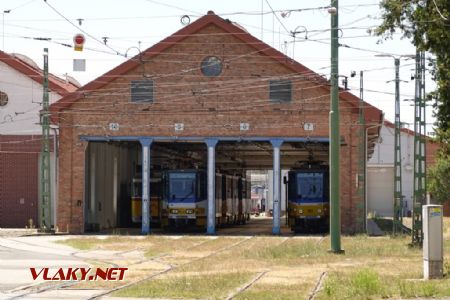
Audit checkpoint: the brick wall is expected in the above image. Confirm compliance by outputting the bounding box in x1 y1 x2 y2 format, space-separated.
55 23 374 233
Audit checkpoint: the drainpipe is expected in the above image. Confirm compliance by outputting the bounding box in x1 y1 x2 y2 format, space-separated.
52 127 58 227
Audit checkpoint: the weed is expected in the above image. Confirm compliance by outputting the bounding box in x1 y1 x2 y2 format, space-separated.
320 269 387 299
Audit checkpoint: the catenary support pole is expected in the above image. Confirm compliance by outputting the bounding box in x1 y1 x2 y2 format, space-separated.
329 0 343 253
271 139 283 235
205 139 218 234
40 48 52 232
140 138 153 235
393 58 403 235
412 50 427 246
358 71 366 232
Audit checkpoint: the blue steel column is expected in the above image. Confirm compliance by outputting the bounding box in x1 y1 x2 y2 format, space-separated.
271 139 283 235
205 139 218 234
140 138 153 234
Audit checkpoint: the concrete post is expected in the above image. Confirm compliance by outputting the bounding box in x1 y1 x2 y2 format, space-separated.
205 139 218 234
423 205 443 279
329 0 343 253
140 138 153 234
271 139 283 235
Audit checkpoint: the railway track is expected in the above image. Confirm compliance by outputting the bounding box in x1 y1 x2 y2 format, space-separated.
87 236 255 299
1 235 256 299
2 224 313 299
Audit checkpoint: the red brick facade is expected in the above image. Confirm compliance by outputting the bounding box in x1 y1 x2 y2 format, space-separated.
52 12 382 233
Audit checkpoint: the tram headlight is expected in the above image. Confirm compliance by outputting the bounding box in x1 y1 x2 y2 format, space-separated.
171 209 178 214
186 209 194 214
317 209 322 213
299 209 303 214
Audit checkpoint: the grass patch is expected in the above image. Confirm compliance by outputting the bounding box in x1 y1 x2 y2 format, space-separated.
113 272 253 299
235 283 311 300
57 236 209 255
243 238 325 261
319 268 450 299
320 269 389 299
342 235 420 258
56 238 100 250
239 235 419 265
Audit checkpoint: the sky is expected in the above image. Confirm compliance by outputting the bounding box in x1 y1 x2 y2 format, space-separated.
0 0 437 132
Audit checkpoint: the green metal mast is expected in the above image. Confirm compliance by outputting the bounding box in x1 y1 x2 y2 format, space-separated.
412 50 426 246
358 71 365 231
393 58 403 235
329 0 343 253
40 48 52 231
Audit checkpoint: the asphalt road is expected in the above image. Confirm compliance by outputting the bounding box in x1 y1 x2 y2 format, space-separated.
0 235 90 299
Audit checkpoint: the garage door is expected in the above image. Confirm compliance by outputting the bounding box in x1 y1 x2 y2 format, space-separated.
367 166 394 217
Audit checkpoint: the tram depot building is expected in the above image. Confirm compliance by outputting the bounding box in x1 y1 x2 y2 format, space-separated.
50 12 383 234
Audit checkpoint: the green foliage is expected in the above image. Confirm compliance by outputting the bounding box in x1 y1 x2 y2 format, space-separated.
321 269 388 299
428 152 450 204
320 269 450 299
376 0 450 145
350 269 385 297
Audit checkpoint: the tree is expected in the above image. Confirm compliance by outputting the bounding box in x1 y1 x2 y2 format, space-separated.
376 0 449 146
376 0 449 204
428 160 450 204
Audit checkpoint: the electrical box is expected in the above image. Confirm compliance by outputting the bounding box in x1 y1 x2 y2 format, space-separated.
423 204 443 279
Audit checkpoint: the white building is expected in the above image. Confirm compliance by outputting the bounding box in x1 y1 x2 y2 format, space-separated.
0 50 78 227
367 120 438 217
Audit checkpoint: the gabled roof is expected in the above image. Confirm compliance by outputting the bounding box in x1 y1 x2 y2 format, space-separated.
0 50 79 96
384 120 416 136
50 11 383 126
383 119 435 141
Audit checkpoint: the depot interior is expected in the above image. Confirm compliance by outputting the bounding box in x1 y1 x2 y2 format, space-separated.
84 140 330 232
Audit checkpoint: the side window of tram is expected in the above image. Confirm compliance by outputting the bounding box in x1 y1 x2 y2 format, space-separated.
199 173 206 200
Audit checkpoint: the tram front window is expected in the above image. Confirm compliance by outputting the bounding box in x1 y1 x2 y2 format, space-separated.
297 173 323 201
169 173 196 202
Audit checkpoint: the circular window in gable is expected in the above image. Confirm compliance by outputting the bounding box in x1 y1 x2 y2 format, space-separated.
0 91 8 107
200 56 222 77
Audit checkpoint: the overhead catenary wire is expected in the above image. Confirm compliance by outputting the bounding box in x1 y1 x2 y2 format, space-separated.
0 5 432 118
143 0 202 16
264 0 289 35
0 60 416 95
3 0 38 13
46 86 399 116
42 0 125 56
0 45 422 113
